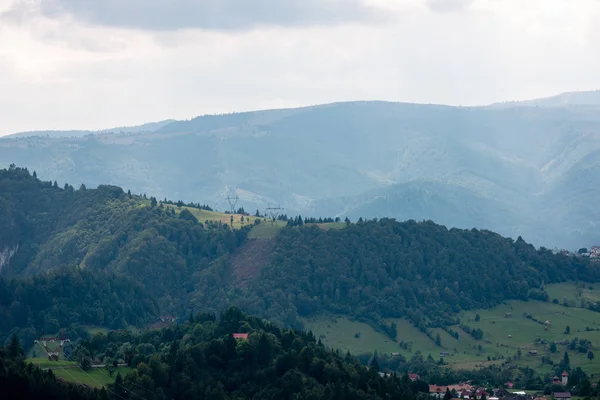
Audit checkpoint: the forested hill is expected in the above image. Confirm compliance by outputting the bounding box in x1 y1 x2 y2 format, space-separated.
0 166 247 346
227 220 599 333
1 165 599 352
0 308 430 400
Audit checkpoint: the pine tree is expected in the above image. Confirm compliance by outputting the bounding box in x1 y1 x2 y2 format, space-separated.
444 388 452 400
369 352 380 373
6 333 24 359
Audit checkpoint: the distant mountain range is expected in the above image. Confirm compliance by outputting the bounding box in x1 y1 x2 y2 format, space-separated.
5 119 175 138
2 91 600 249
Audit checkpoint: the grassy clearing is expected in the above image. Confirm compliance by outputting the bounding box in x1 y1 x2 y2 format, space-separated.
546 282 600 306
28 357 77 368
248 222 285 239
165 204 263 229
53 366 133 388
85 326 110 336
303 283 600 373
316 222 347 230
303 316 401 355
165 204 345 236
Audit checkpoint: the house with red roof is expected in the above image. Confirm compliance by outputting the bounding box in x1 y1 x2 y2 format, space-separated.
232 333 248 340
409 373 421 381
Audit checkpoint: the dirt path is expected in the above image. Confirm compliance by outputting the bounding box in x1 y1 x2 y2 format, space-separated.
230 238 276 288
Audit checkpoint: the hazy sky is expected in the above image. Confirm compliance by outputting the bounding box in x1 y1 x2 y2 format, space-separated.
0 0 599 135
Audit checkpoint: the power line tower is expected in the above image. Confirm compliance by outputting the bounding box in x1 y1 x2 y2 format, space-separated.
226 194 239 214
34 336 70 361
265 204 284 224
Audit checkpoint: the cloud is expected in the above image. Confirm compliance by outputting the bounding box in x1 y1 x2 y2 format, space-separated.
425 0 475 13
1 0 600 136
2 0 382 31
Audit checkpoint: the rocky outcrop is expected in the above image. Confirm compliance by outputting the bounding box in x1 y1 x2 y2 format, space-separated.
0 244 18 273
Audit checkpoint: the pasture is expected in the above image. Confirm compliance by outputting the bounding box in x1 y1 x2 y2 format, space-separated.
303 282 600 373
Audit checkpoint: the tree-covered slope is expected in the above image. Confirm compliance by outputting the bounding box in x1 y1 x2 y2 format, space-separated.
82 307 430 400
228 219 599 334
0 166 247 345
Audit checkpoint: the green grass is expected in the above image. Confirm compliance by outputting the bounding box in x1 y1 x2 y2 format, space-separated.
303 283 600 373
52 366 133 388
546 282 600 307
165 204 345 237
85 326 110 335
248 222 285 238
316 222 346 230
28 357 77 368
165 204 264 229
303 315 401 355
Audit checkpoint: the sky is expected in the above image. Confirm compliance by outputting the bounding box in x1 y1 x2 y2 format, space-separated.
0 0 599 135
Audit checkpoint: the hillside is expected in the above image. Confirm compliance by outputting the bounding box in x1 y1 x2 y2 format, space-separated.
0 166 247 346
2 308 433 400
2 166 600 376
491 90 600 108
226 220 598 332
305 282 600 375
5 119 175 139
2 93 600 248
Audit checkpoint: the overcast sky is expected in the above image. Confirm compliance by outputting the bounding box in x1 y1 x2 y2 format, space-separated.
0 0 599 135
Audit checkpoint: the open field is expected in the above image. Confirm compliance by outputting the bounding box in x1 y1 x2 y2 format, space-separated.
53 366 133 388
85 326 110 336
546 282 600 307
28 357 77 368
247 222 285 238
165 203 345 238
303 315 401 355
164 204 264 229
304 282 600 373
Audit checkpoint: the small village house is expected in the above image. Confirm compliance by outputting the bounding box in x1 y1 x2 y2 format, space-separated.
409 373 421 382
553 393 571 400
232 333 249 340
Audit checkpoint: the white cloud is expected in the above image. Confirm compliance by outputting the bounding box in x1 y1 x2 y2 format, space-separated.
0 0 599 135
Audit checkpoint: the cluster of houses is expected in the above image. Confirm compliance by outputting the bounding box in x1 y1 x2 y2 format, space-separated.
559 246 600 259
428 373 571 400
588 246 600 259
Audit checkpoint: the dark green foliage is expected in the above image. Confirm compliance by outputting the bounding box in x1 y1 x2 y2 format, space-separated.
233 219 598 332
0 167 247 346
0 268 158 345
84 307 428 400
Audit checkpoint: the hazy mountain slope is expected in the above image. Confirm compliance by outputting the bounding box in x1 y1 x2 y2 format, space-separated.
491 90 600 108
1 96 600 248
6 119 174 138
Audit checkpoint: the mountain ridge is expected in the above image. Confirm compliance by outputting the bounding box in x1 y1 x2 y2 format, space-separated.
2 91 600 248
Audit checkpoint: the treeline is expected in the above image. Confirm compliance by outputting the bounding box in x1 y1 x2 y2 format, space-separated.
161 198 213 211
286 215 343 226
229 219 599 337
